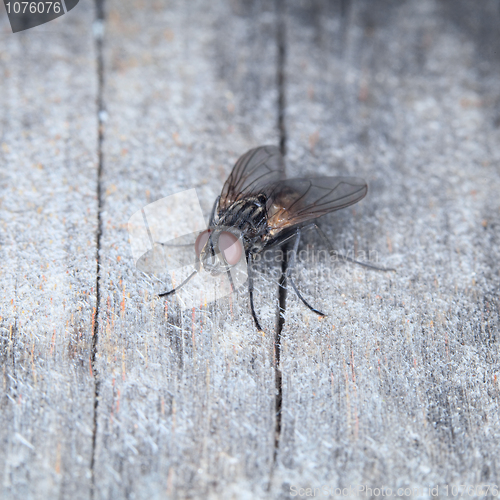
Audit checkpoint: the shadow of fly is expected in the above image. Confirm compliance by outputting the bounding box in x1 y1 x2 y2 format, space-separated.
159 145 389 331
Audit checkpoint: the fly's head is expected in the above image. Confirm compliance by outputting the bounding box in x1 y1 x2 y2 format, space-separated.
195 227 244 276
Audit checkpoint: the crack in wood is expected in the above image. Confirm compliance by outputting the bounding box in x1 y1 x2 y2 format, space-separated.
90 0 106 497
269 0 287 489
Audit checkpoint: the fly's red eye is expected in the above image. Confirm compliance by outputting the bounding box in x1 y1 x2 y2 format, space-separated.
195 229 211 258
219 231 242 265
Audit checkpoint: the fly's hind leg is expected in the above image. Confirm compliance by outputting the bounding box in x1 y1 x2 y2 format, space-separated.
287 228 327 317
310 223 396 272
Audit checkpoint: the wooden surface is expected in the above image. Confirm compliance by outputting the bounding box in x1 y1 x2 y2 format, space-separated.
1 0 500 498
0 4 99 499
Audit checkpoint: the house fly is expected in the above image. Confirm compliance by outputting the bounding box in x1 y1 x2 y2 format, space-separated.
159 145 371 331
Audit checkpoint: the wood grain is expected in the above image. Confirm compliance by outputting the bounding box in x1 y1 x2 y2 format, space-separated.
1 0 500 498
0 3 99 499
92 0 280 497
275 0 500 494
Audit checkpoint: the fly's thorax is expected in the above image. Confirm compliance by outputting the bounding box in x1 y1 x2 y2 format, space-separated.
215 196 269 235
195 226 245 275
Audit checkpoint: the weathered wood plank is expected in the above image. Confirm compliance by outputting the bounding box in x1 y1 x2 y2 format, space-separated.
274 0 500 494
93 0 280 497
2 0 499 497
0 4 99 499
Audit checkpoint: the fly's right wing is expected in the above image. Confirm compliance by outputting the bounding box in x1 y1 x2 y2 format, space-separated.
265 176 368 234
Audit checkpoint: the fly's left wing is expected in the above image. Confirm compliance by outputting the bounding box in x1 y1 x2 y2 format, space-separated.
218 145 285 211
265 176 368 234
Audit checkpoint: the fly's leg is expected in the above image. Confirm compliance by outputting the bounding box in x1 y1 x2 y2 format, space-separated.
247 252 264 332
287 228 326 317
225 266 235 293
158 269 198 297
156 241 193 248
208 196 220 226
311 223 395 272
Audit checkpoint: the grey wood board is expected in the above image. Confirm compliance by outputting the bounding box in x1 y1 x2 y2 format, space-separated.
0 0 499 498
274 0 500 496
92 0 280 498
0 3 99 500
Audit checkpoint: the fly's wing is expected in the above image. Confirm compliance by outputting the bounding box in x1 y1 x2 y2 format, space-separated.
265 176 368 235
218 145 285 211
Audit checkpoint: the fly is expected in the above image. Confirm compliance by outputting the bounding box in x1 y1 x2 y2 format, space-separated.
159 145 384 331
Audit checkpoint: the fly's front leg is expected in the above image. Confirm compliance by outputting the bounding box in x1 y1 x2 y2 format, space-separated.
287 228 326 317
158 269 198 297
226 266 235 293
156 241 193 248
